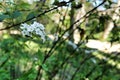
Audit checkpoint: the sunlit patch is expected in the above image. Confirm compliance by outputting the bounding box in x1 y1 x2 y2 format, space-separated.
93 51 120 69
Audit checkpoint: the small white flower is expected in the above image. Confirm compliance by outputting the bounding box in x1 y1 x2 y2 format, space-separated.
39 24 45 30
20 23 29 30
21 30 31 36
32 21 45 30
35 28 43 35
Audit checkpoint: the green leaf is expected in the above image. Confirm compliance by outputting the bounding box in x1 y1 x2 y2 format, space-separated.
53 0 59 5
11 10 21 18
16 1 30 9
0 14 9 21
26 12 35 20
42 64 48 71
37 49 44 64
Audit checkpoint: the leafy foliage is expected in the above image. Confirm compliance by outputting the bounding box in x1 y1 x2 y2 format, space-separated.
0 0 120 80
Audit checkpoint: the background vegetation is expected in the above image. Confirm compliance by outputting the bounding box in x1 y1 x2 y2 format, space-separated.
0 0 120 80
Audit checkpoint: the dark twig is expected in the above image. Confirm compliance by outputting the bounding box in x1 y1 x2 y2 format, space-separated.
47 0 107 79
0 0 75 31
0 56 10 68
46 0 106 66
47 40 85 80
85 61 105 78
0 7 58 31
35 0 106 80
70 55 93 80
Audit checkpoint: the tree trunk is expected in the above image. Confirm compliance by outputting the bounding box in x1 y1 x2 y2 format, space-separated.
74 2 86 44
102 20 114 40
102 0 120 40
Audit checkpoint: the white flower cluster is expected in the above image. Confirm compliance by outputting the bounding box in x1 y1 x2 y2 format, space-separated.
20 21 46 42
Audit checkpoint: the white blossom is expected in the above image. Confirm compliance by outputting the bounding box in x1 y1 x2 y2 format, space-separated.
20 23 29 30
20 21 46 42
32 21 45 30
21 30 31 36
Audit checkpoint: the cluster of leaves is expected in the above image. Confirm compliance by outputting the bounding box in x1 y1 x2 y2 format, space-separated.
0 34 120 80
0 0 120 80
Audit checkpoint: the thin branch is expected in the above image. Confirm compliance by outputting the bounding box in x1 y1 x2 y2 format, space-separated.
0 0 74 31
46 0 106 62
0 56 10 68
44 0 107 79
70 55 93 80
85 61 105 78
0 7 58 31
35 0 106 80
48 40 85 79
